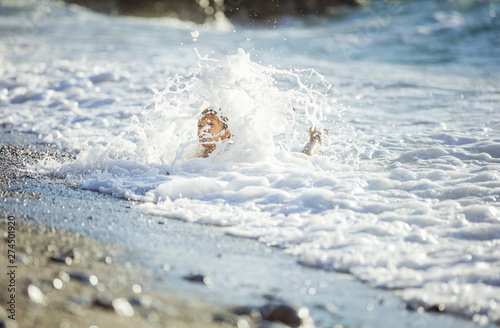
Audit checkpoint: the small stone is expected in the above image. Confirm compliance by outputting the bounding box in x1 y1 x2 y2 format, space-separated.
183 274 214 287
27 285 48 306
89 275 99 286
50 255 73 265
94 293 114 309
184 274 206 283
112 298 134 317
184 274 213 286
59 271 70 282
53 278 64 290
100 256 112 264
132 284 142 294
94 293 135 317
46 244 57 253
213 313 236 326
16 253 30 265
66 249 82 262
262 303 302 327
69 272 98 286
129 295 153 309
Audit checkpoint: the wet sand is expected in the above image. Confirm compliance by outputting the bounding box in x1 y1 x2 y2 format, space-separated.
0 220 249 328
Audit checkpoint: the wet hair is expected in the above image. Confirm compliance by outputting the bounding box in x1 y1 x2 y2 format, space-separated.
200 108 229 131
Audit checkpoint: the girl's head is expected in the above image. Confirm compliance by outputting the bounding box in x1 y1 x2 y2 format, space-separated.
197 109 231 149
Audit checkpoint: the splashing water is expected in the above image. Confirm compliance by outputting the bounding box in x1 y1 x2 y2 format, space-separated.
126 48 338 166
52 47 348 214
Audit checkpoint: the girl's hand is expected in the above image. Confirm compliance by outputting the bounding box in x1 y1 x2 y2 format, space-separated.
309 127 330 143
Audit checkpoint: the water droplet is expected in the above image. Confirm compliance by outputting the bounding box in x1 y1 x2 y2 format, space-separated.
191 31 199 41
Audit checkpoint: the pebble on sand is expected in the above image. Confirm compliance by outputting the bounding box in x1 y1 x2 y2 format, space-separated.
27 285 48 306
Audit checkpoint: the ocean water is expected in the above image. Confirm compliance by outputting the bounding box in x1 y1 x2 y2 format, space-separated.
1 0 500 326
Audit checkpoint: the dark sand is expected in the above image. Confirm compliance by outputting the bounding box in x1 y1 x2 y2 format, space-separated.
0 220 253 328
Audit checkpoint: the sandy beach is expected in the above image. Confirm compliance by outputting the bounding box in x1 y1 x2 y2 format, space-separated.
0 221 252 328
0 130 265 328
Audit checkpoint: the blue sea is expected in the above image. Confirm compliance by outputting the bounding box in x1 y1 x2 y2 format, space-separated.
1 0 499 326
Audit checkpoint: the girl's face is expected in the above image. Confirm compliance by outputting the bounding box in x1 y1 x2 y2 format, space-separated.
198 114 225 148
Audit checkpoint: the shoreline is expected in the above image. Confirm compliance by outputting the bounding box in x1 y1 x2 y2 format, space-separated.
0 132 258 328
0 128 494 328
0 129 319 328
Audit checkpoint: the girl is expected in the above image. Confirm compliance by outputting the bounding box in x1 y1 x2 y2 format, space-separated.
196 109 328 158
